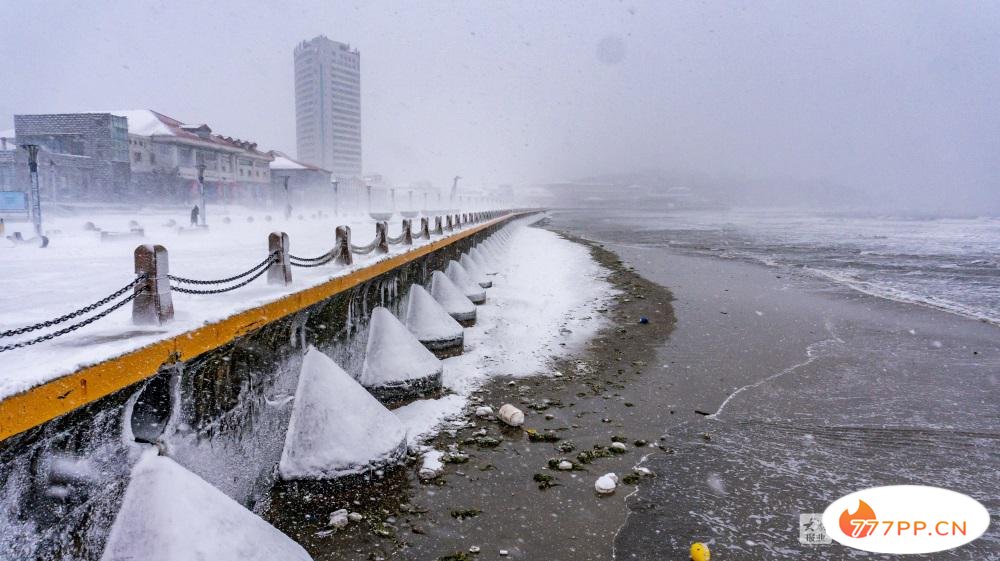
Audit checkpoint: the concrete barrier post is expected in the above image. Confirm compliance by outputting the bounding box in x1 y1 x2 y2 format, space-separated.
267 232 292 285
335 225 353 265
132 244 174 325
375 221 389 253
420 217 430 239
446 215 453 231
434 216 443 235
455 213 461 226
401 218 413 245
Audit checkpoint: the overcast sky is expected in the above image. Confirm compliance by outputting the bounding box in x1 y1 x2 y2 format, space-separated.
1 1 997 211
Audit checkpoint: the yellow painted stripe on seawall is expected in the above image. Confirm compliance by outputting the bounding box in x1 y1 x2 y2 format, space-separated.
0 213 525 442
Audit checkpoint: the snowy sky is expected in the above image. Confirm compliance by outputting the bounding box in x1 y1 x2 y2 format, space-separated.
1 1 998 211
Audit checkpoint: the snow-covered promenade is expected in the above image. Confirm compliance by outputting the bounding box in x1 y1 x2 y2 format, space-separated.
0 207 495 399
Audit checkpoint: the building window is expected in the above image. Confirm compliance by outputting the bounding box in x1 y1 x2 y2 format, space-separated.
133 151 142 163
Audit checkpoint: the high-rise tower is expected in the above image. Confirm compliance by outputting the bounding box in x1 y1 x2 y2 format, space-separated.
293 36 361 176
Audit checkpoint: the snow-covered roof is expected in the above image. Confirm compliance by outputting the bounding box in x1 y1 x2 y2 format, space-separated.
0 128 15 139
104 110 270 158
268 151 328 172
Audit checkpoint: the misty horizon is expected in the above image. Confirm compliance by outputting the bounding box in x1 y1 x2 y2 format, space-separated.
2 1 998 214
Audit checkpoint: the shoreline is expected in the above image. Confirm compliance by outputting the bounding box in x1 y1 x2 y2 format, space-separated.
268 226 680 560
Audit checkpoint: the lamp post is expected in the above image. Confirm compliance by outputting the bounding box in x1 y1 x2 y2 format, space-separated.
21 144 42 237
331 178 339 216
366 184 372 213
196 163 207 226
390 188 396 213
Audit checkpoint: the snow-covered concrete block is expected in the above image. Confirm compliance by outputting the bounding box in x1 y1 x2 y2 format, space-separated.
279 347 407 480
460 253 492 288
469 247 496 275
100 452 312 561
403 284 464 357
430 270 476 326
360 307 444 402
446 260 486 304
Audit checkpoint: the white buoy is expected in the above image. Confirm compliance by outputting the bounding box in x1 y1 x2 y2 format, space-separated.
100 452 312 561
430 270 476 325
360 307 444 401
446 260 486 304
460 253 492 288
498 404 525 427
279 347 407 480
403 285 464 356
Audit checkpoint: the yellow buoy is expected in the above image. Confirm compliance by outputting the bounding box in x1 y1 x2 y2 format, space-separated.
690 542 710 561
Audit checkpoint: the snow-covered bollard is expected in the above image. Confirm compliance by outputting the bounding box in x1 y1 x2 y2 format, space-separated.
278 347 408 480
132 244 174 326
359 307 443 402
460 253 492 288
595 473 618 495
445 260 486 304
430 271 477 326
100 452 311 561
403 285 464 357
267 232 292 286
334 225 353 265
498 404 524 427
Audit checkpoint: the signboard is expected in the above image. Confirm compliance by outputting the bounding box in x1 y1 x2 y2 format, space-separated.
0 191 28 212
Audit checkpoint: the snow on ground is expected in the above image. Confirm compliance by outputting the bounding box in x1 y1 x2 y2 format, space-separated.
394 215 614 444
0 206 488 399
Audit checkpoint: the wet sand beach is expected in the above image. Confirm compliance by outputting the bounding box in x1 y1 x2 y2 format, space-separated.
275 216 998 560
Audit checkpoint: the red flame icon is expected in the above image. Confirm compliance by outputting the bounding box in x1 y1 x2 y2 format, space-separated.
839 500 877 538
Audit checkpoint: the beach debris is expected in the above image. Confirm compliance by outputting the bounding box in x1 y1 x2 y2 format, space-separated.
499 550 510 557
475 436 500 448
329 509 349 529
595 473 618 494
610 442 627 453
611 435 628 443
450 508 481 520
533 473 559 489
633 439 648 447
348 512 363 522
442 453 469 464
526 429 560 443
576 446 613 464
475 405 494 418
690 542 711 561
639 317 649 324
419 450 445 480
557 460 574 471
498 404 524 427
621 474 640 485
635 467 653 476
469 545 481 554
557 441 576 453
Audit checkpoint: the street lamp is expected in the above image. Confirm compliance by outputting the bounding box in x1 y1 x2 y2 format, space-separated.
331 178 339 216
390 188 396 212
196 163 207 226
21 144 43 237
366 184 372 213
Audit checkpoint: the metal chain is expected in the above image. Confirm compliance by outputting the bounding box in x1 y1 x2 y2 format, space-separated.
0 289 143 353
289 250 334 263
350 240 377 255
386 233 405 245
0 276 146 339
290 253 337 268
170 256 275 294
168 252 277 285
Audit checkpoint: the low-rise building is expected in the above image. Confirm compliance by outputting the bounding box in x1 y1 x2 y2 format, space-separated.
268 151 332 208
114 110 273 204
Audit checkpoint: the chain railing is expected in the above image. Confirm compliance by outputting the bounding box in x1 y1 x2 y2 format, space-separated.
0 210 515 350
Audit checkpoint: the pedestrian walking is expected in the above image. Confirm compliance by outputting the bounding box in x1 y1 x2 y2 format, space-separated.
190 205 199 226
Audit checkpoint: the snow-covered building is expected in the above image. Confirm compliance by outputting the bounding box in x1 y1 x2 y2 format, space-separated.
114 110 273 204
268 151 332 207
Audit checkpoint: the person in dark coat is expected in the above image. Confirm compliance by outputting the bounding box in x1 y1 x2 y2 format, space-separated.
190 205 199 226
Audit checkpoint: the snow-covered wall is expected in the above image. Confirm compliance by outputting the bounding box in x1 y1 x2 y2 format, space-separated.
0 214 522 561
